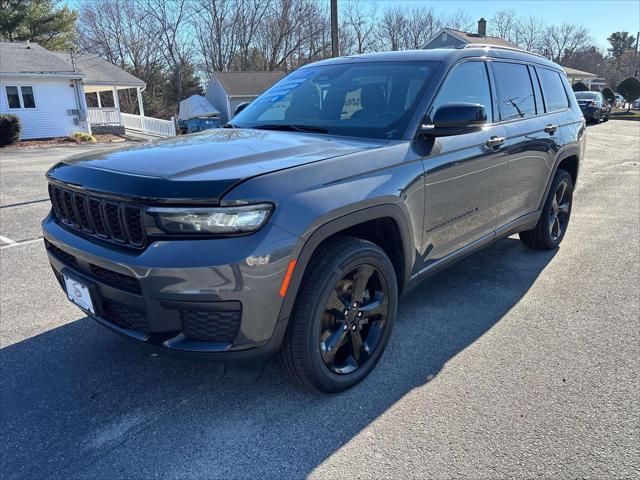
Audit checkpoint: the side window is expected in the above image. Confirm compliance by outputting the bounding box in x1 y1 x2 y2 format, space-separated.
537 68 569 112
492 62 536 121
430 61 493 122
5 86 21 109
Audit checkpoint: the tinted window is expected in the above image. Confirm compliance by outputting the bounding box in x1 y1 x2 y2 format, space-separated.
430 61 492 122
5 86 21 109
20 86 36 108
234 61 437 140
574 92 598 99
492 62 536 121
537 68 569 112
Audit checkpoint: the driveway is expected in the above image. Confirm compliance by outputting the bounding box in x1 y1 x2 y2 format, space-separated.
0 121 638 479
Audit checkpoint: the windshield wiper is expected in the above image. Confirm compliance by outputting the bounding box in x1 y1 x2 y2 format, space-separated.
251 124 329 134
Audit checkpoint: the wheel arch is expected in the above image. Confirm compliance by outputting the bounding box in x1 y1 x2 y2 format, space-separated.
277 203 414 322
538 147 581 211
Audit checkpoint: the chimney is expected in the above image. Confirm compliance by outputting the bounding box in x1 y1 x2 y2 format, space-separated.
478 18 487 37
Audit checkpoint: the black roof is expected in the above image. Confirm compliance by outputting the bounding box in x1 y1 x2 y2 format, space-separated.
307 47 562 72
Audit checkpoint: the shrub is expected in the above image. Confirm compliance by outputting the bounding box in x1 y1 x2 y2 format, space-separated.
601 87 615 104
572 82 589 92
617 77 640 110
0 114 21 147
70 131 96 143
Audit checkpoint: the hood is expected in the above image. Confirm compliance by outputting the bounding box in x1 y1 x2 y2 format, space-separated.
47 129 385 203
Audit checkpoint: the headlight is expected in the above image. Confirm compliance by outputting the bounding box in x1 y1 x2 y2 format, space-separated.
148 204 273 234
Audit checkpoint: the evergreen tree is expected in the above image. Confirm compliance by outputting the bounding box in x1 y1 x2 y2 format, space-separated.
0 0 77 51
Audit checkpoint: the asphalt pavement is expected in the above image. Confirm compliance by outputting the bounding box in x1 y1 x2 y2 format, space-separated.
0 121 638 479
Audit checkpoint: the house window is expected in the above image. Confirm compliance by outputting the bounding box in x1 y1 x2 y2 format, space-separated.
5 86 21 109
4 85 36 109
20 87 36 108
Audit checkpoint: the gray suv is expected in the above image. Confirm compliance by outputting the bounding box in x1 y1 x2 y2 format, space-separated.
43 47 585 392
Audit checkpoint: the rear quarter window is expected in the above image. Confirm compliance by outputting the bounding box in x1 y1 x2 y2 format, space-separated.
537 68 570 112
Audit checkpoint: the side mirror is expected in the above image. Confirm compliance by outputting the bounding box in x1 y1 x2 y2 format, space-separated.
420 103 487 137
234 102 250 116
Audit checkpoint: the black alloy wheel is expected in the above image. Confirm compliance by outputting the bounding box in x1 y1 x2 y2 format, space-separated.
519 169 574 250
319 264 389 375
278 236 398 393
548 178 571 242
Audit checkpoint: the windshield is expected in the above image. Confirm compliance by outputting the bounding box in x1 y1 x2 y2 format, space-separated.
232 61 438 140
574 92 598 99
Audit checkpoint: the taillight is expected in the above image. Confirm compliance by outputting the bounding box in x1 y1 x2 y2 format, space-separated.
588 101 597 107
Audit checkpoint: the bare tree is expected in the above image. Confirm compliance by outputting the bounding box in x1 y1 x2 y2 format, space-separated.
192 0 240 74
513 16 545 53
404 7 439 49
490 9 516 42
444 9 474 32
341 0 378 54
144 0 192 104
544 23 591 63
378 6 406 51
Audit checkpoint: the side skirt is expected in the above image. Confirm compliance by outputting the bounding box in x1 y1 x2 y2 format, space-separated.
403 211 540 296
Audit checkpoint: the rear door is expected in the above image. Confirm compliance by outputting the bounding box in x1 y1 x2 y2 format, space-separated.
492 61 558 227
420 60 508 263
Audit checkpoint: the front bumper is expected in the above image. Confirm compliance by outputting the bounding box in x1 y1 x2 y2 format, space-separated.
43 214 299 362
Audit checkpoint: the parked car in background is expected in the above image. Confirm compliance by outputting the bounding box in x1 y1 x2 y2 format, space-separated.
614 94 625 108
574 91 611 123
43 47 585 392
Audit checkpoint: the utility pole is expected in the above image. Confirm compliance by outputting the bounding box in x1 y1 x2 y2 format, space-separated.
331 0 339 58
633 32 639 77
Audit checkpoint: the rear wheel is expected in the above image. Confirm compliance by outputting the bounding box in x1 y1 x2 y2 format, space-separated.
519 169 573 250
278 236 398 393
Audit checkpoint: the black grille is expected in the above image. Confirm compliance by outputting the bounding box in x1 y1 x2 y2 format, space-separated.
102 301 147 332
89 263 142 295
48 184 146 248
45 240 77 266
181 310 241 342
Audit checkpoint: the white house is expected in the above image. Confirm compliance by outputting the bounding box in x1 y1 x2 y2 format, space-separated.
205 71 285 123
1 41 175 140
0 41 90 139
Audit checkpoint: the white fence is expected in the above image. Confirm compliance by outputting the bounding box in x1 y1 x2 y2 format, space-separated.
88 108 176 137
88 107 121 125
121 112 176 137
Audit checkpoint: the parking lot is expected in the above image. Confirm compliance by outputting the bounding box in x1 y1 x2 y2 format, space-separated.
1 120 638 479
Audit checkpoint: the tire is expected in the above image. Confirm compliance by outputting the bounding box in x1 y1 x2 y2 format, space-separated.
277 236 398 393
603 111 610 122
519 169 574 250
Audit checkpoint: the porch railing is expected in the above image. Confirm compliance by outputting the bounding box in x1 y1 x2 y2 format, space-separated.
121 112 176 137
87 108 176 137
88 107 121 125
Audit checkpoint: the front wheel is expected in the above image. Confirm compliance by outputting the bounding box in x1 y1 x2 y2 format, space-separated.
278 236 398 393
519 169 574 250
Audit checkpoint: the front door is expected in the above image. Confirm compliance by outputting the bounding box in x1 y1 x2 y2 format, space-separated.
420 60 508 265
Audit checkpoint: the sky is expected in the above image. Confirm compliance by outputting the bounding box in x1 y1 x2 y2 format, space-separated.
64 0 640 51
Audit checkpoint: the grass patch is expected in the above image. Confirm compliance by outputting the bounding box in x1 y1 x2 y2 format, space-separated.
610 110 640 120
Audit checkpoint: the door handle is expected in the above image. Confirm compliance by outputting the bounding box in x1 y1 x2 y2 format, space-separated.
486 136 506 148
544 124 558 134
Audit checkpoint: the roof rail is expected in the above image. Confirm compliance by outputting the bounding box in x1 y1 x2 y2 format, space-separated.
460 43 546 59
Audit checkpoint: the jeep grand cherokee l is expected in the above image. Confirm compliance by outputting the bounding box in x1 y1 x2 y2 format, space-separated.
43 47 585 392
